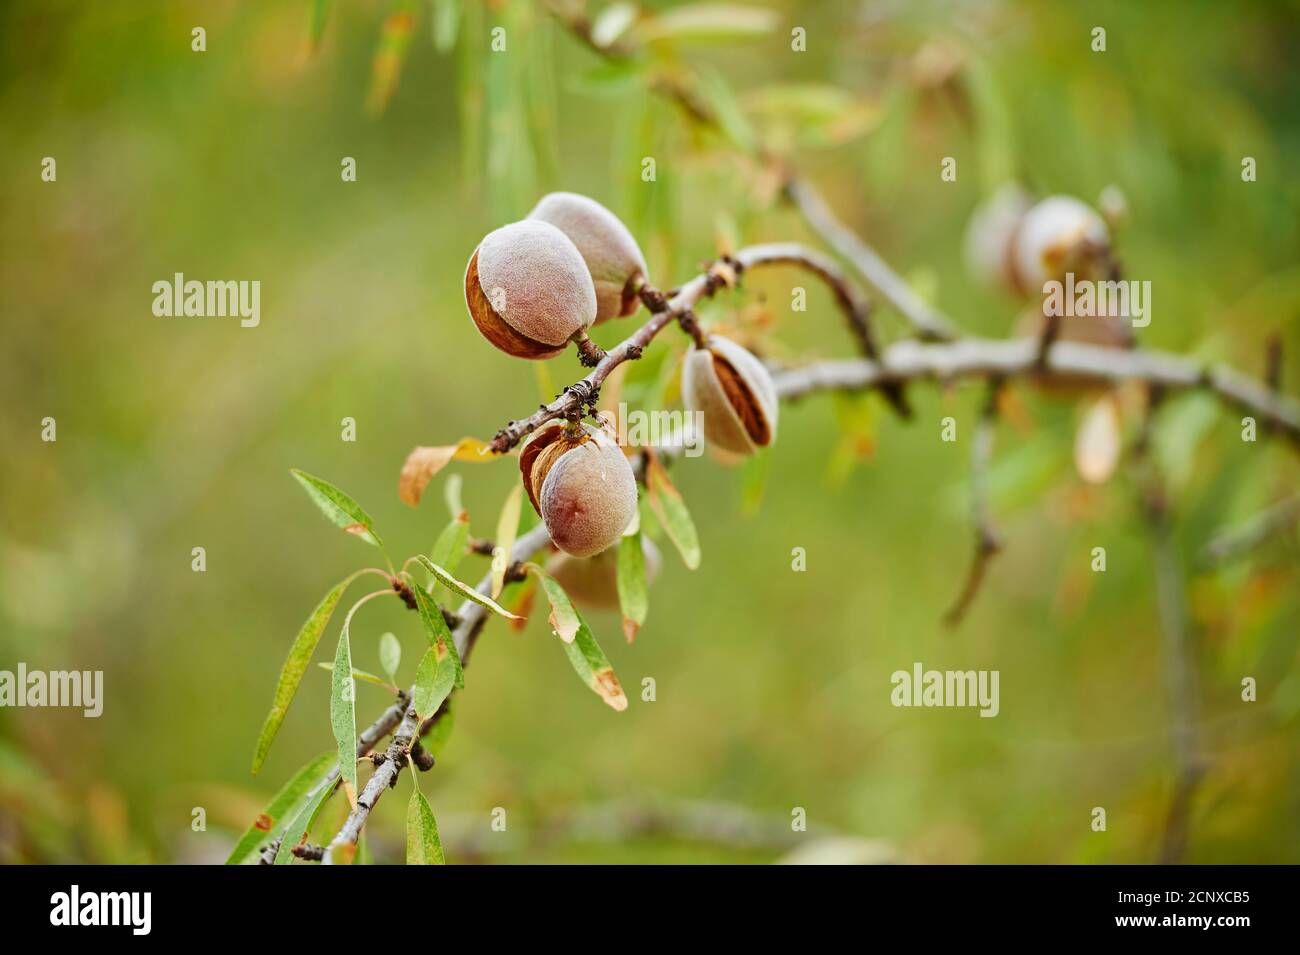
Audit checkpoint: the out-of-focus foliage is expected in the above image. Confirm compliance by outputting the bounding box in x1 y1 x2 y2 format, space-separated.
0 0 1297 864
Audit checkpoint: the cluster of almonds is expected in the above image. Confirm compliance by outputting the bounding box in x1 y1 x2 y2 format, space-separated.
464 193 779 562
963 186 1131 349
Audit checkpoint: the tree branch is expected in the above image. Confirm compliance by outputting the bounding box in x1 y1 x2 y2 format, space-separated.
1201 493 1300 566
943 381 1003 626
488 243 889 454
321 524 552 861
1133 391 1204 864
769 338 1300 447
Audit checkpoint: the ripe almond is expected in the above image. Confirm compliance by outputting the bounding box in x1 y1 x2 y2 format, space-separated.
527 192 649 322
520 421 638 558
465 220 597 359
681 335 778 456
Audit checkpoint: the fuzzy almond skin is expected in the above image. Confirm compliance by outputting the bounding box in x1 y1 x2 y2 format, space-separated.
467 220 597 357
963 182 1032 294
528 192 649 322
547 536 661 609
1010 196 1109 291
681 335 779 456
538 429 638 558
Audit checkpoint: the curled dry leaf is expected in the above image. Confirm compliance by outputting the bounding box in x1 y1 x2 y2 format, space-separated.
399 437 495 507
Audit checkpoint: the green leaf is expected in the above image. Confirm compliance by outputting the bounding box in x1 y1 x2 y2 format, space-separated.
290 469 383 548
406 786 446 865
645 455 701 569
444 472 464 519
526 564 580 643
379 631 402 683
409 576 464 689
431 0 461 53
616 530 649 642
251 578 351 775
411 642 457 722
367 6 417 116
637 3 778 44
330 624 358 808
561 610 629 711
424 697 456 759
307 0 331 53
273 776 335 865
739 446 770 515
417 555 521 621
428 514 470 588
492 484 523 599
226 752 334 864
696 65 757 153
318 661 395 692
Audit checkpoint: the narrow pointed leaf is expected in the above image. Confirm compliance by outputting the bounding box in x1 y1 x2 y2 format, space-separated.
409 576 464 688
424 697 456 759
273 778 335 865
318 661 396 692
412 643 457 722
645 455 701 569
561 610 629 712
306 0 331 54
492 484 523 598
527 563 580 643
417 555 520 620
290 469 383 548
226 752 334 864
406 787 446 865
617 530 649 642
379 631 402 683
428 513 470 585
431 0 461 53
330 625 358 809
251 578 350 774
444 473 464 519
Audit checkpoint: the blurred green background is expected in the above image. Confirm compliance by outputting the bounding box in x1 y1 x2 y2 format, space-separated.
2 0 1298 864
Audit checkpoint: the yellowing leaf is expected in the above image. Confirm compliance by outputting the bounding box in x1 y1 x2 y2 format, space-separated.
616 530 649 642
526 563 580 643
492 484 523 599
416 555 521 620
645 453 701 569
399 438 496 507
561 609 629 712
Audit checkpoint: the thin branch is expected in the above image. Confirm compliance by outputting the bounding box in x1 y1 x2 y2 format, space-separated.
1201 493 1300 566
322 524 553 861
1135 390 1204 864
488 243 886 453
256 692 409 865
783 177 960 343
769 338 1300 447
547 0 958 345
943 381 1003 626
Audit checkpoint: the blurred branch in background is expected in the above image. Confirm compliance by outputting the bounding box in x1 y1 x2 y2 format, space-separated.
433 798 901 864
